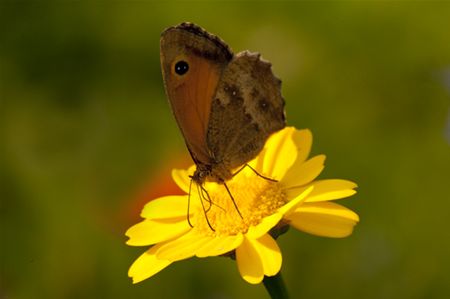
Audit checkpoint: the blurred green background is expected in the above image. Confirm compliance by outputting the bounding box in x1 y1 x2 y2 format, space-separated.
1 1 449 299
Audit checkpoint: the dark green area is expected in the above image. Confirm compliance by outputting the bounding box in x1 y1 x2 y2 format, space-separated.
1 1 449 299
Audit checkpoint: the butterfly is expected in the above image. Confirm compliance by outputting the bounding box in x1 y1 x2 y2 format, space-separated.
160 22 286 225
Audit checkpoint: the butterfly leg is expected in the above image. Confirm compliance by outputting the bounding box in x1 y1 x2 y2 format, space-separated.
231 164 248 177
200 184 213 212
198 184 215 231
242 164 278 182
223 182 243 219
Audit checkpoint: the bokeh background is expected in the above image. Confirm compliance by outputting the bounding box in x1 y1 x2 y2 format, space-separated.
1 1 449 299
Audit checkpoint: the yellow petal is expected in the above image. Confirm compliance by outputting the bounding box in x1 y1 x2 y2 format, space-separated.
255 234 282 277
140 195 191 220
236 235 282 284
292 129 312 165
262 127 297 180
236 237 264 284
155 230 211 262
306 179 357 202
195 234 244 257
128 244 172 284
125 219 190 246
286 179 357 203
246 213 283 240
286 202 359 238
281 155 326 190
277 186 314 216
171 166 195 193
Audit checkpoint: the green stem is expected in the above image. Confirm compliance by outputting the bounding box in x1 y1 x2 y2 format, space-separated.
262 272 289 299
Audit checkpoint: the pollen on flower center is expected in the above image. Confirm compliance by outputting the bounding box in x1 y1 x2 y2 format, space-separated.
193 174 287 236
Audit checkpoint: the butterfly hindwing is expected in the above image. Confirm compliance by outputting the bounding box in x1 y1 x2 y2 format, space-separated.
206 51 286 171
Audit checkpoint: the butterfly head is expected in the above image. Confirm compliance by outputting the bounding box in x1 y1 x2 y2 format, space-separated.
191 164 212 185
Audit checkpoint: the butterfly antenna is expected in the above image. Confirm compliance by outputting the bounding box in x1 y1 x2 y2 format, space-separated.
197 183 215 231
223 182 243 219
186 177 194 228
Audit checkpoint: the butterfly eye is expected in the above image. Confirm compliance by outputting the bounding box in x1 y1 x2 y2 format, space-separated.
174 60 189 75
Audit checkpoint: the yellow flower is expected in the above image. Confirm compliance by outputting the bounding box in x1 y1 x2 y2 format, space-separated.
126 127 359 284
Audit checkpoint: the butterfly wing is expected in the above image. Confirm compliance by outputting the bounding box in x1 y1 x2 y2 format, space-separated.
206 51 286 170
160 23 233 165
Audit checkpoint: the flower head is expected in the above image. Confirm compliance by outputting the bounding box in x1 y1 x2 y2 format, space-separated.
126 127 359 284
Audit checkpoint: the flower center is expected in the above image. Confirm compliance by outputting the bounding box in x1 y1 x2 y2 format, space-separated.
193 173 287 236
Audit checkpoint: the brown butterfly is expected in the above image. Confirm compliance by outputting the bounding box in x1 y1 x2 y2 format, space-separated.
160 22 285 224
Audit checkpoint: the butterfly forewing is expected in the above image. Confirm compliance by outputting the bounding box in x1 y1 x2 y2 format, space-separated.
160 23 233 165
